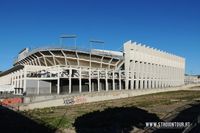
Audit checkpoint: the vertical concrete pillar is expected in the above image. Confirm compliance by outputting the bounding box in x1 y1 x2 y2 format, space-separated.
162 65 164 87
140 62 143 89
166 66 168 87
131 61 135 90
161 65 162 88
57 68 60 95
13 72 16 94
169 66 171 87
167 66 169 86
57 78 60 94
18 71 20 89
89 69 91 92
181 68 184 85
174 67 176 86
163 66 165 87
105 69 108 91
177 68 179 85
112 70 115 91
171 67 174 86
178 68 180 85
173 67 175 86
158 65 161 88
154 64 157 88
97 69 100 92
11 72 15 94
23 66 27 94
158 65 160 88
144 63 147 89
148 63 150 88
163 65 166 88
119 70 122 90
170 66 173 87
174 67 177 86
11 72 14 86
149 63 152 89
165 66 167 87
135 61 139 89
79 68 82 93
143 62 146 89
15 71 17 89
16 70 19 89
69 68 72 94
156 64 158 88
89 53 92 68
168 66 170 87
151 64 154 88
157 65 159 88
20 69 23 89
167 66 169 87
162 65 164 88
125 59 130 90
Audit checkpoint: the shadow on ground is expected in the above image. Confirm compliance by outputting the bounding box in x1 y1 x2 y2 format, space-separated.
153 102 200 133
73 106 162 133
0 105 57 133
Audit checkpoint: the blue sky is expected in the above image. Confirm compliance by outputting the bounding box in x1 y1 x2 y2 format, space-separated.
0 0 199 74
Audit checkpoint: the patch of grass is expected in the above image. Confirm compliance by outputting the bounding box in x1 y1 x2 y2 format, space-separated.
42 116 72 129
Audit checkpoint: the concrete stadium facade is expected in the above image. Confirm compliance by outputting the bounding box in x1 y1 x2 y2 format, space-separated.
0 40 185 95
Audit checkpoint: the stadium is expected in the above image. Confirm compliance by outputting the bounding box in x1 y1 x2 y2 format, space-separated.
0 40 185 96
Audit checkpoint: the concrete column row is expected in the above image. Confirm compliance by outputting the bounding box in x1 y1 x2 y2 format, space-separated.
11 68 25 95
55 67 124 95
127 60 184 90
20 62 184 95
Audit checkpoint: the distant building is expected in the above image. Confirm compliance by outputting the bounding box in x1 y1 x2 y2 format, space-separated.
185 75 200 84
0 40 185 95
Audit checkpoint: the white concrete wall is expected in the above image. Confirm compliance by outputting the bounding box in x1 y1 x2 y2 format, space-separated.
19 84 198 110
0 74 11 85
124 40 185 90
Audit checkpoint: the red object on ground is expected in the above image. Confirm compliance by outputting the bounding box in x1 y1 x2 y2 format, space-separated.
1 97 22 105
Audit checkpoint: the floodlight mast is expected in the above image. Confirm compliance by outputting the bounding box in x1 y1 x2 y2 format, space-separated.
89 39 105 68
59 34 77 49
89 39 105 50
